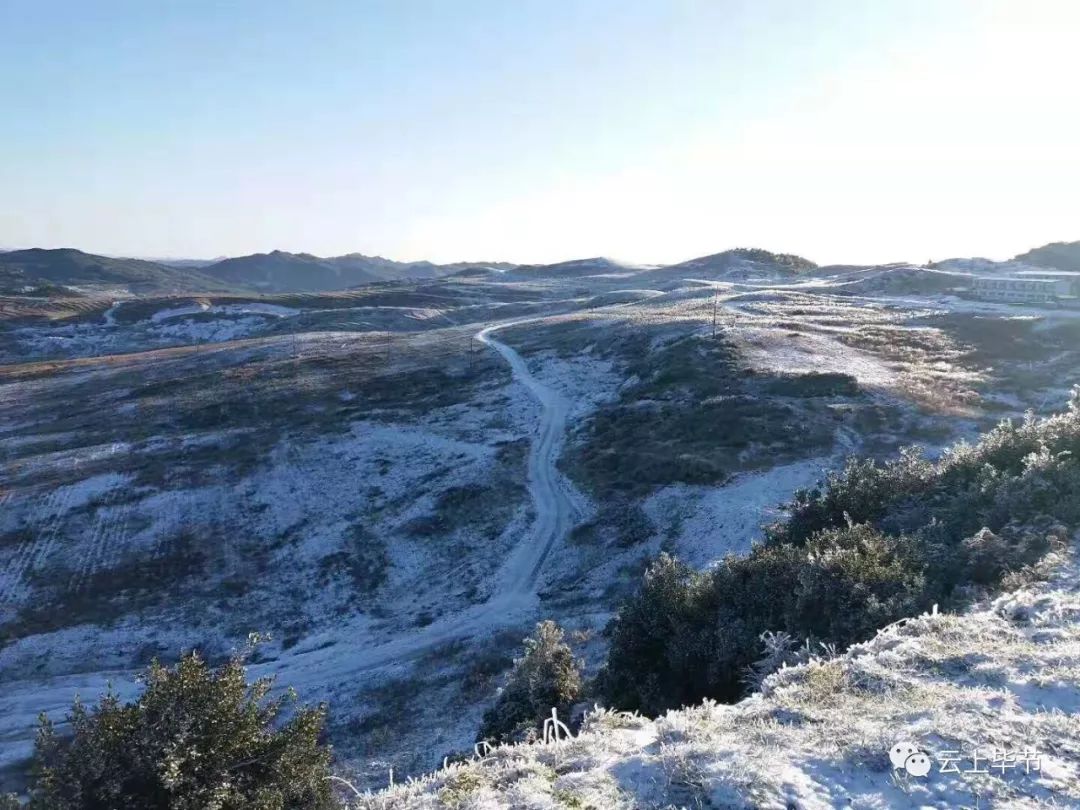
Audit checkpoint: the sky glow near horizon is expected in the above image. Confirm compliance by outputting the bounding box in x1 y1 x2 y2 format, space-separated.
1 0 1078 266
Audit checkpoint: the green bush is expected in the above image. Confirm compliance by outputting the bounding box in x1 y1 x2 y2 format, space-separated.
478 621 583 744
599 393 1080 715
24 652 338 810
772 393 1080 548
598 554 718 714
600 525 929 714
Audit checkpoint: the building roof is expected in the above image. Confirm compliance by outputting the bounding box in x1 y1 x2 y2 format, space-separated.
1014 269 1080 277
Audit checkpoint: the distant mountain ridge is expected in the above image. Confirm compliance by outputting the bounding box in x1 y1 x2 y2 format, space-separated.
0 248 515 295
2 240 1075 296
0 248 235 295
510 249 816 281
511 257 637 277
201 250 516 292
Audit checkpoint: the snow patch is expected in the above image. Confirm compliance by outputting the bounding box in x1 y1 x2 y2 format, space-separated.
645 455 831 566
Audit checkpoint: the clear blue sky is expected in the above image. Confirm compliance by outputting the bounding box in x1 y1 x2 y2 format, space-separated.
1 0 1078 265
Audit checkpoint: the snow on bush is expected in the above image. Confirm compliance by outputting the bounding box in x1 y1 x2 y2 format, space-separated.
599 393 1080 715
348 547 1080 808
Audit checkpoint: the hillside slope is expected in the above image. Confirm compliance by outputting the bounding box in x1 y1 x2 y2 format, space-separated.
0 249 236 294
1014 241 1080 273
356 544 1080 809
200 251 514 292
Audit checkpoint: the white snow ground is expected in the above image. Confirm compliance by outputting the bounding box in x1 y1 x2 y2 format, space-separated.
643 455 833 567
0 321 590 778
351 544 1080 809
254 323 589 686
6 302 299 360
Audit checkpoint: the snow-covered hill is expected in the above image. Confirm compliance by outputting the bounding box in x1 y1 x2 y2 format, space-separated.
5 250 1080 795
354 542 1080 809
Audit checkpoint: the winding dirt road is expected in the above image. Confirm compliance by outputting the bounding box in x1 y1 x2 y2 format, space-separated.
477 323 580 592
0 320 583 768
255 322 582 679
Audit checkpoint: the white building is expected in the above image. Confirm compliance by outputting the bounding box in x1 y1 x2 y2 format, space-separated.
972 273 1078 304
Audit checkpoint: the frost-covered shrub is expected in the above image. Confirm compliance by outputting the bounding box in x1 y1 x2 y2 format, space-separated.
25 652 338 810
769 391 1080 549
598 554 719 714
601 524 928 714
600 393 1080 716
478 621 583 744
962 528 1011 584
788 524 929 642
766 446 936 547
744 631 804 690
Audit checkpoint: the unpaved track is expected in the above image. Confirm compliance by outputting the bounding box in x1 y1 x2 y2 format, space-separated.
259 321 582 682
0 320 582 761
477 323 578 591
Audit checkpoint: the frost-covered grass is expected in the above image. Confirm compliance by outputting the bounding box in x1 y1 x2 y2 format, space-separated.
5 306 292 361
348 547 1080 809
6 268 1080 795
0 327 533 786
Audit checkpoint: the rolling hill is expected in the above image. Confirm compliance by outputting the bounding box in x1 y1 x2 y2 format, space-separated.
0 248 236 295
669 247 817 274
1014 240 1080 272
198 251 515 292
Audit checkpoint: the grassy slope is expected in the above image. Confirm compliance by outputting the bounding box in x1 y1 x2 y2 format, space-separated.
0 249 237 294
1014 241 1080 273
352 545 1080 809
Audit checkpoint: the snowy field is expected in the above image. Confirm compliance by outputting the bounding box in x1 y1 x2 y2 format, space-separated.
353 541 1080 809
4 263 1080 791
2 301 300 361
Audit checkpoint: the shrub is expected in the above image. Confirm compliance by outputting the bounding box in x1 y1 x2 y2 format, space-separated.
764 372 859 398
728 248 817 272
599 391 1080 716
767 390 1080 549
786 524 928 642
598 554 718 714
601 525 929 714
478 621 583 744
25 652 338 810
765 446 935 547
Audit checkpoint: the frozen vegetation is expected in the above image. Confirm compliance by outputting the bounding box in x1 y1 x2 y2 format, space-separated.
352 547 1080 809
2 301 299 361
4 250 1080 800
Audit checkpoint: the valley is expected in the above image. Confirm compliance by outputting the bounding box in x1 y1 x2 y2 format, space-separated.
3 248 1080 792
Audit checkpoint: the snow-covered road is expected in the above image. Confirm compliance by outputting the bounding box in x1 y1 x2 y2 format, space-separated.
477 323 581 592
0 321 585 770
256 322 583 681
